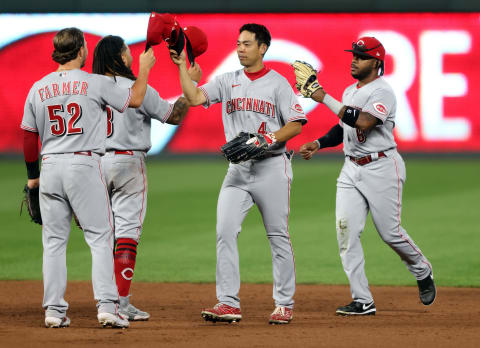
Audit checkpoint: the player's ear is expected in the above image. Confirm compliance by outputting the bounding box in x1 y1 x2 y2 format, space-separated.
78 46 86 60
121 52 128 67
259 43 267 56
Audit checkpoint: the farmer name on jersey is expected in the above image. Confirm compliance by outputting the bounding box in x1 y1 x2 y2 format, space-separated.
37 81 88 102
226 97 275 118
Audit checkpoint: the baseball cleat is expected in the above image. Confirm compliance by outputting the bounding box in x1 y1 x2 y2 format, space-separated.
417 272 436 306
336 301 376 316
97 312 129 328
45 316 70 328
119 296 150 321
269 306 293 324
201 303 242 323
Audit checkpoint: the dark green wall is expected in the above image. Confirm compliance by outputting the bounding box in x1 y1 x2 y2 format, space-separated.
1 0 479 13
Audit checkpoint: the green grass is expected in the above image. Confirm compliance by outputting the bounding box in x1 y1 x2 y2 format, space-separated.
1 157 479 287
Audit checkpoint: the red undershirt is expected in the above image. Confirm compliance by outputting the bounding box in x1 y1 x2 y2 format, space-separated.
244 66 270 81
23 130 39 162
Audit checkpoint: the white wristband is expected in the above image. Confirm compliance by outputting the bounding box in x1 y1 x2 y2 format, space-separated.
314 139 321 149
323 94 344 116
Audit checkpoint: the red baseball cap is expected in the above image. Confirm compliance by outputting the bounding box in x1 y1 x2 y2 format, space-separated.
146 12 182 48
345 36 385 61
183 26 208 58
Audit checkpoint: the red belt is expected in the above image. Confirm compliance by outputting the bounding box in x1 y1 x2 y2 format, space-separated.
114 150 134 155
74 151 92 156
349 151 386 166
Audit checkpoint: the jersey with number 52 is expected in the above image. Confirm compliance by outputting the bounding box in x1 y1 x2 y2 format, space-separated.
199 68 307 153
21 69 131 155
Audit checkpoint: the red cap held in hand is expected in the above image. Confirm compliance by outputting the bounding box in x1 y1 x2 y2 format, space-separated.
146 12 182 51
183 26 208 58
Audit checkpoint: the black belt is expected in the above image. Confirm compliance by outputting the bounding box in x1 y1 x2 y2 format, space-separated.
255 152 291 161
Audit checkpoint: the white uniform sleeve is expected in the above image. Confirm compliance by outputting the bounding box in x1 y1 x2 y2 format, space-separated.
98 75 132 113
339 89 349 128
20 86 38 132
198 75 223 108
276 80 307 125
141 85 173 123
361 88 395 124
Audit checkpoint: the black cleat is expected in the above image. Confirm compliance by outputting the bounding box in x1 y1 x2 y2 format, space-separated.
417 272 436 305
336 301 376 316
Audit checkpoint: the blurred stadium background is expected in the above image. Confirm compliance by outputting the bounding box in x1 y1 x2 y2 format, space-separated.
1 1 479 287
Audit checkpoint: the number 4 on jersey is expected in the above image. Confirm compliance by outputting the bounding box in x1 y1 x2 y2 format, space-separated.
257 122 267 134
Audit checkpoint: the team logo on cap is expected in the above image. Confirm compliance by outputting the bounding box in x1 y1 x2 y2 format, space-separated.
357 40 365 46
373 102 387 115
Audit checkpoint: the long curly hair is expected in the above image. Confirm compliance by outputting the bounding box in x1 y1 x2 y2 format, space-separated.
92 35 136 80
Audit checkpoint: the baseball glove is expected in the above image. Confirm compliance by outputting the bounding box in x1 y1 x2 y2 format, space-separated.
221 132 270 163
292 60 323 98
21 185 42 225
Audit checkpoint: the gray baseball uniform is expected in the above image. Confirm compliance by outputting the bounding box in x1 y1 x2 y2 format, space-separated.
336 77 433 304
21 68 132 318
101 76 173 242
200 68 307 309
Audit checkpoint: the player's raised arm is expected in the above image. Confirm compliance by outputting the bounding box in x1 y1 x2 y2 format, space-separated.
129 48 156 107
313 90 379 132
293 60 380 132
169 49 206 106
166 64 203 124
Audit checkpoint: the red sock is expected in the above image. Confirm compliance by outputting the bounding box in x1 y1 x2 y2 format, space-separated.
114 238 137 297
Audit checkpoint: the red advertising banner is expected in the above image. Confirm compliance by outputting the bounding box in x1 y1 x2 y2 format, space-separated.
1 13 479 154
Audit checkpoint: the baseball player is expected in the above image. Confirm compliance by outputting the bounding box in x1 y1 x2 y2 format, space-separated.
21 27 155 328
170 23 307 324
92 35 201 321
296 37 436 315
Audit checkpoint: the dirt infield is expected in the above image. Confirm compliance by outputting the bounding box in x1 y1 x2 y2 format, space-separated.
1 281 478 347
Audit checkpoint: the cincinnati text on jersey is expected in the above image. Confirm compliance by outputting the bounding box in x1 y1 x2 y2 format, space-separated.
226 97 275 118
37 81 88 102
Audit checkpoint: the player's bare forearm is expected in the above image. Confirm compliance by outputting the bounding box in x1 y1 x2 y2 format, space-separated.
166 97 190 125
130 48 156 107
354 112 379 131
179 64 206 106
335 106 378 131
311 88 326 103
170 49 205 106
273 121 302 142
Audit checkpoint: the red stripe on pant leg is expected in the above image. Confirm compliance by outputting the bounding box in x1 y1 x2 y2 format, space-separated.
97 160 116 285
393 158 432 273
283 155 296 283
135 159 147 240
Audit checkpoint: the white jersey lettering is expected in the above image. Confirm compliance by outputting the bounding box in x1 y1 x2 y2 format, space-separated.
21 69 131 154
200 68 307 153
